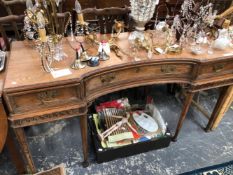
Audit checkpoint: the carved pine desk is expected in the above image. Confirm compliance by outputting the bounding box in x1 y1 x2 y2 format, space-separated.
3 33 233 173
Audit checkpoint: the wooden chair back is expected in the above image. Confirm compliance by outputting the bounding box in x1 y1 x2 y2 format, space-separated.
0 15 24 50
0 0 26 40
80 6 131 34
0 0 66 39
57 12 72 36
145 1 173 30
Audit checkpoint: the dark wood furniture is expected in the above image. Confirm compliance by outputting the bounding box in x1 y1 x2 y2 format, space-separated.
81 6 131 34
0 0 26 40
0 0 183 34
56 12 72 35
0 15 24 50
3 33 233 173
1 0 232 18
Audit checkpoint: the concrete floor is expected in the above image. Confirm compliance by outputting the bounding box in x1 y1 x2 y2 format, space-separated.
0 85 233 175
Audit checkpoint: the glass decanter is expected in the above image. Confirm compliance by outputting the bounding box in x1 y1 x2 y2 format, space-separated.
53 35 67 61
213 29 232 50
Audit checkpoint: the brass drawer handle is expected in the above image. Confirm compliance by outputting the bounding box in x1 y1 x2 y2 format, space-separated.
100 73 116 84
213 64 224 73
161 65 176 74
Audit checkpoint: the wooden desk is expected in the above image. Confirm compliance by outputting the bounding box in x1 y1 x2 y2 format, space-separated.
3 33 233 173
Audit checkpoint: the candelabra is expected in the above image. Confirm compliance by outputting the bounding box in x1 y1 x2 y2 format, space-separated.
72 0 119 68
24 0 70 72
172 0 217 54
70 0 90 69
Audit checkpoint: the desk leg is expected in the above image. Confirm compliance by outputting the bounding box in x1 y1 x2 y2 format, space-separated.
6 130 26 174
173 91 194 141
80 115 89 167
13 128 36 174
205 85 233 132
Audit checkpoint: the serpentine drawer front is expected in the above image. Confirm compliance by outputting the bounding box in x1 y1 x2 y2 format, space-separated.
198 60 233 79
85 63 193 94
5 83 83 115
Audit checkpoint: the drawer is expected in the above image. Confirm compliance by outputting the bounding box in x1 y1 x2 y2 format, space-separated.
199 61 233 78
85 63 193 93
6 83 83 114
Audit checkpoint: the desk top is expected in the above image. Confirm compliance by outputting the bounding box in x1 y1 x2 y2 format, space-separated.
4 32 233 92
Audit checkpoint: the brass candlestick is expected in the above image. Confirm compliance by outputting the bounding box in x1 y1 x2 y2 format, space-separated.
24 0 70 72
71 48 86 69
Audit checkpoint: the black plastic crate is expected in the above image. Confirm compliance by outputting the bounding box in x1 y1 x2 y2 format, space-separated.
88 115 172 163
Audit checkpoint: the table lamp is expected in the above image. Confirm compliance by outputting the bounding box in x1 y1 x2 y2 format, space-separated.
129 0 159 41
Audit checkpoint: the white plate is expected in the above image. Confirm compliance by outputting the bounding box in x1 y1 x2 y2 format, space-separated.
132 112 158 132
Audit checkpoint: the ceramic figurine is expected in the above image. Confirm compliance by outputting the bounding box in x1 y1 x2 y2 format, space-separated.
88 56 100 67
